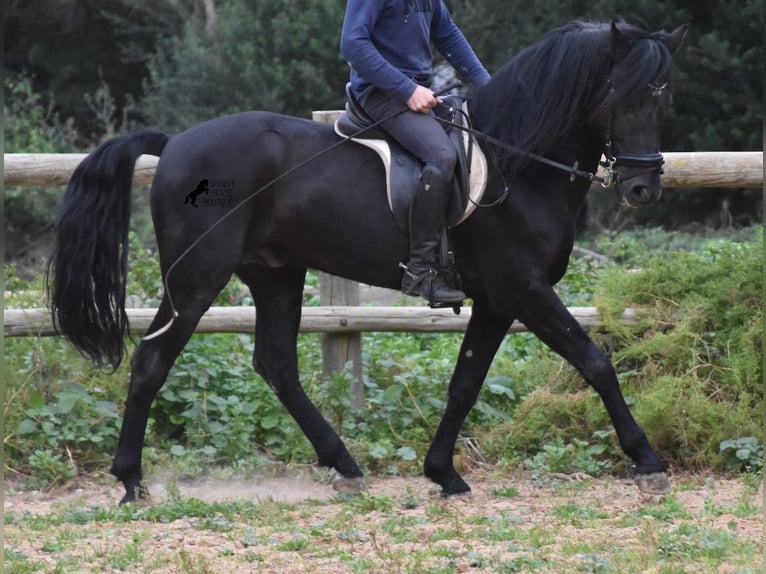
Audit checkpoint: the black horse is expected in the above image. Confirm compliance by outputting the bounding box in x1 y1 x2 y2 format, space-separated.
48 21 687 504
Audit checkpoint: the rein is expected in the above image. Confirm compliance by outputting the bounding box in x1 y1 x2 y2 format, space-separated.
433 112 609 185
435 80 667 190
434 107 665 189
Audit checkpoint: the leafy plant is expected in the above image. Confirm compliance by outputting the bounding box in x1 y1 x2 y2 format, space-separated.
4 228 762 488
7 383 120 488
151 333 312 466
719 437 763 473
15 383 121 470
524 435 613 478
23 449 75 489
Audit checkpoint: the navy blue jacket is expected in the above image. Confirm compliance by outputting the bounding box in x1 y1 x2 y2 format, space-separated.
340 0 490 105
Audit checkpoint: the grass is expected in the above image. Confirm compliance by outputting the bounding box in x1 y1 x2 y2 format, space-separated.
4 474 761 574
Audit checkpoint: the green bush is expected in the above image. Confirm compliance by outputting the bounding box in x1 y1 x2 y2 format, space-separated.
150 333 314 465
493 229 762 473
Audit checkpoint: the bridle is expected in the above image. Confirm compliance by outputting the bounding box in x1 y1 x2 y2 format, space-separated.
599 151 665 187
597 80 668 188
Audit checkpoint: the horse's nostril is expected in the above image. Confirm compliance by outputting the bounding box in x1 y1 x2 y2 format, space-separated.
631 185 650 203
625 183 662 206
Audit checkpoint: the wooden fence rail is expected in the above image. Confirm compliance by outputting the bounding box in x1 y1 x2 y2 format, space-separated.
4 305 636 338
4 152 763 189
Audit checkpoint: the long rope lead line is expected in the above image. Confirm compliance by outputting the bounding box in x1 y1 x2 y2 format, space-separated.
143 125 373 340
144 84 465 340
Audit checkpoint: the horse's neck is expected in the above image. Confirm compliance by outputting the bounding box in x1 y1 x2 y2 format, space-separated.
517 131 603 210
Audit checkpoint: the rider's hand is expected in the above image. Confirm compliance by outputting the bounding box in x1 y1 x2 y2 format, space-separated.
407 85 441 114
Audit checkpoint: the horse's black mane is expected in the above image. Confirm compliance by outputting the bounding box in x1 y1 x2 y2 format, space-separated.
471 20 676 175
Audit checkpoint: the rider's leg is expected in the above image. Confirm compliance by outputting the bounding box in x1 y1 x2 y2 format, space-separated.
361 89 465 305
401 163 465 304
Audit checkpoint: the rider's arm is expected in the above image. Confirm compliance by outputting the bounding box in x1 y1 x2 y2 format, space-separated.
340 0 418 103
431 3 491 86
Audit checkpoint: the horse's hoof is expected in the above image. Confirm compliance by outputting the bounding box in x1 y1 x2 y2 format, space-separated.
119 482 150 505
442 488 472 498
635 472 671 495
332 476 368 495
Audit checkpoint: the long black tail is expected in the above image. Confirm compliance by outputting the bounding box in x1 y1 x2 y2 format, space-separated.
46 130 169 369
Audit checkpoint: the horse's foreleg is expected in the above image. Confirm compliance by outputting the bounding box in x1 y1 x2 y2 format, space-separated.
517 282 669 493
424 301 512 495
241 266 365 488
109 298 206 504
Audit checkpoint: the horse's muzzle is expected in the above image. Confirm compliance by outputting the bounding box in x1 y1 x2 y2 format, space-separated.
621 180 663 207
613 152 664 207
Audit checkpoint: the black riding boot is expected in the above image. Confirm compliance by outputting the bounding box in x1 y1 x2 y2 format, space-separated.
401 165 466 306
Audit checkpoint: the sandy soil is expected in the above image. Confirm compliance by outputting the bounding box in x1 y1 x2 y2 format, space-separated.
4 470 763 574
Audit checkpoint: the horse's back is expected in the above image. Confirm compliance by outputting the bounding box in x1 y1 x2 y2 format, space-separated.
150 111 336 215
157 111 331 176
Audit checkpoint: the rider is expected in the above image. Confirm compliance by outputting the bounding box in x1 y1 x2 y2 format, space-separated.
340 0 490 306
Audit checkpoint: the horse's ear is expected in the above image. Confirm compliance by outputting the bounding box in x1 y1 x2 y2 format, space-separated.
609 20 633 63
662 24 689 54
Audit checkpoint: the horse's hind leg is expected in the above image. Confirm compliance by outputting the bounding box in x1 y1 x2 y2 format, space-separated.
238 264 365 491
110 275 232 504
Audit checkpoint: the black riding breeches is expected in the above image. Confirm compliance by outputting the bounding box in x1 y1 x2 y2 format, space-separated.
360 88 456 179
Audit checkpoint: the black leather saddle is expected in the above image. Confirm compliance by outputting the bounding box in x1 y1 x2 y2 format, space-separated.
334 84 487 234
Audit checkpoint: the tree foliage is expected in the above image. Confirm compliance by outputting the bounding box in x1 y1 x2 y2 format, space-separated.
5 0 760 149
451 0 762 153
142 0 349 131
4 0 172 140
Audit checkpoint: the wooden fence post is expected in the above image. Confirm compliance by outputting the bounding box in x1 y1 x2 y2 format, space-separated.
312 110 365 412
318 273 365 411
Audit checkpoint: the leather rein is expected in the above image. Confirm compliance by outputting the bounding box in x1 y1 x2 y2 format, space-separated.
433 83 667 190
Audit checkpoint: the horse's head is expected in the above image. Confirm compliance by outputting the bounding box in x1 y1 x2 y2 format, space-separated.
602 22 688 207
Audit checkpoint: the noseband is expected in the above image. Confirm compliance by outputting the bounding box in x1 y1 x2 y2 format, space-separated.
600 151 665 187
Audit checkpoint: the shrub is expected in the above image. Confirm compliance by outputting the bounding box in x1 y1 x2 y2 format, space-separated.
493 229 762 473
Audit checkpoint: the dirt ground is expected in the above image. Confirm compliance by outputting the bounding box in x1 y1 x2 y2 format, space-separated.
4 470 763 573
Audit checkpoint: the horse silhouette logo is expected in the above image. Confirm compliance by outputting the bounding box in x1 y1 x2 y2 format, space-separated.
184 179 209 207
